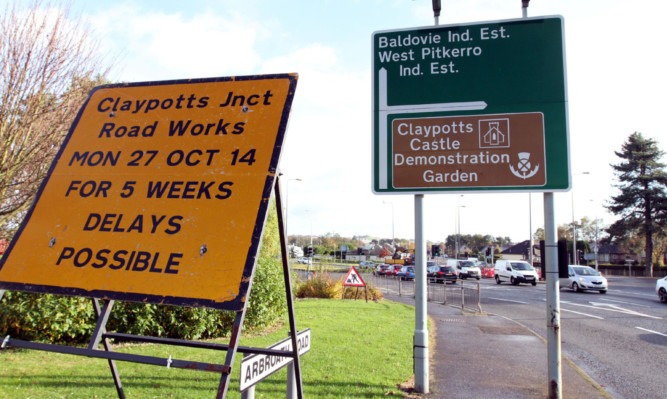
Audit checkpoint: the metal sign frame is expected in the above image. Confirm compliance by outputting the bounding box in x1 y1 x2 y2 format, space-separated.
0 74 305 398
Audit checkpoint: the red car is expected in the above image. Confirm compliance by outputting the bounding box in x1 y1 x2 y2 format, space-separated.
386 265 403 277
376 264 393 276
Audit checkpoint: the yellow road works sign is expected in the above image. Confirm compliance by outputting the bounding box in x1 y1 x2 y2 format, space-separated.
0 74 297 310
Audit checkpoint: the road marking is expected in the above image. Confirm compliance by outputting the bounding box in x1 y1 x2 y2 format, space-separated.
611 289 655 299
488 297 529 304
596 298 651 308
559 301 663 320
635 327 667 337
561 308 604 320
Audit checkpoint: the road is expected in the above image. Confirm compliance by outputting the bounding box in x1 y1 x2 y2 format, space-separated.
479 276 666 399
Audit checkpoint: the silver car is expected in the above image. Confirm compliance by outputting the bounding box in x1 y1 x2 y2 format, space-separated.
560 265 608 294
656 276 667 303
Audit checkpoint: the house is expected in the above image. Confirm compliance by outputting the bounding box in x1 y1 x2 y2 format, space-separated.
500 240 532 261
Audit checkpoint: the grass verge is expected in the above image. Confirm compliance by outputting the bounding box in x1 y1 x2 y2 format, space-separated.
0 298 415 398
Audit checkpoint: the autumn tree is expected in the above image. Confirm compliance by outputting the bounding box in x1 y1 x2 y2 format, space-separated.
0 0 110 238
607 132 667 276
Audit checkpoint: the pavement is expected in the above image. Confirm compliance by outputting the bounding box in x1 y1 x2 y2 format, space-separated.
385 294 612 399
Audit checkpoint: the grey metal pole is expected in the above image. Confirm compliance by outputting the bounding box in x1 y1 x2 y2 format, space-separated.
529 193 534 266
544 193 562 399
286 363 296 399
522 0 530 18
414 194 429 393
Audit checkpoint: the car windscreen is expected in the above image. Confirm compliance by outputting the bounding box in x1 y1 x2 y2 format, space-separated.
511 262 534 271
573 267 600 276
460 261 475 267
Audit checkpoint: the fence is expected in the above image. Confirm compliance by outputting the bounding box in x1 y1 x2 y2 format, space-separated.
367 275 482 313
292 271 483 313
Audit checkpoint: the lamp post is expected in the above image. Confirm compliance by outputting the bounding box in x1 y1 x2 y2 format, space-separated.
571 172 590 265
590 199 600 271
383 200 395 249
285 178 302 245
456 195 464 259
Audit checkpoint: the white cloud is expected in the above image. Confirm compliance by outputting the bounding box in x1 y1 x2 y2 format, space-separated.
91 5 265 81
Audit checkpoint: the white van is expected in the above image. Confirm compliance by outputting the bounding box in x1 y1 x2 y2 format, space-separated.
494 260 538 286
446 259 481 280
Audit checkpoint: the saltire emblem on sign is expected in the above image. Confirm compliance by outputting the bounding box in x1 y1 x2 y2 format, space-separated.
343 266 365 287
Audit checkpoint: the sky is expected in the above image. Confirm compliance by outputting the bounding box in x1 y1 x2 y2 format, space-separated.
25 0 667 244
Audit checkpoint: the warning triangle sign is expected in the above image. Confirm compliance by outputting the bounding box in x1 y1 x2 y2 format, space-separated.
343 266 365 287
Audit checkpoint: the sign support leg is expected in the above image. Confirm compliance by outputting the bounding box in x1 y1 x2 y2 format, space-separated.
216 310 245 398
275 175 304 399
91 299 125 399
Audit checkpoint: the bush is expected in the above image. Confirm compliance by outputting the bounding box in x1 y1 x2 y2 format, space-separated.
295 273 383 301
295 273 342 298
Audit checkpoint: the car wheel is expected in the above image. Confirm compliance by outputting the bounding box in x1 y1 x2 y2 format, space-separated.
531 282 537 286
476 277 481 280
659 288 667 303
510 277 516 285
600 290 607 294
495 275 501 285
572 282 581 293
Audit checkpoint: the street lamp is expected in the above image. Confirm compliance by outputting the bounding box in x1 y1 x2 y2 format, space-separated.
571 172 590 265
285 178 302 247
456 195 465 259
383 200 395 249
589 199 600 271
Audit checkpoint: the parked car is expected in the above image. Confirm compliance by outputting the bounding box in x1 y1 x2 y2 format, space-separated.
446 259 481 280
376 264 392 276
397 266 415 281
494 260 538 286
358 261 375 270
427 265 458 284
560 265 608 294
656 276 667 303
296 257 309 264
387 264 403 277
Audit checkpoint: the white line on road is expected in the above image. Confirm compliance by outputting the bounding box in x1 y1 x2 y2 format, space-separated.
611 289 656 299
561 308 605 320
635 327 667 337
596 297 652 308
588 301 663 320
488 297 529 304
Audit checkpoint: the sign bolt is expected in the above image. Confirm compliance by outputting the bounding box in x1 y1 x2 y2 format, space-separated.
200 244 207 256
49 237 56 247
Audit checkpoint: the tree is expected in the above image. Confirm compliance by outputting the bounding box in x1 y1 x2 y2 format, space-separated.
379 247 391 258
0 0 110 238
607 132 667 276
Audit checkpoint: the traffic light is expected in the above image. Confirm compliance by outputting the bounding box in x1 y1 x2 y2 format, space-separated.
431 244 440 257
306 246 314 257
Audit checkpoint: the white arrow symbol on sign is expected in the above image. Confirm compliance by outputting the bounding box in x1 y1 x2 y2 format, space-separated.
377 67 488 189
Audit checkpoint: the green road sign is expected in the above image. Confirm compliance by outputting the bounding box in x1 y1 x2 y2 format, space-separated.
372 16 570 194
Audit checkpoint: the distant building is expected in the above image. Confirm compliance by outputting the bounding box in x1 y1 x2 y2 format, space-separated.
500 240 532 261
